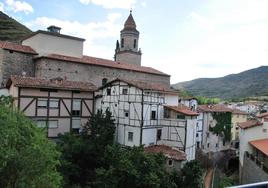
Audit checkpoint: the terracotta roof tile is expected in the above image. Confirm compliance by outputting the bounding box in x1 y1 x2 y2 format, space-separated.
0 41 37 55
22 30 85 42
7 75 97 92
257 112 268 118
144 145 186 161
232 109 248 115
198 104 233 113
101 78 171 92
238 120 263 129
249 139 268 156
122 12 138 32
164 104 199 116
36 54 169 77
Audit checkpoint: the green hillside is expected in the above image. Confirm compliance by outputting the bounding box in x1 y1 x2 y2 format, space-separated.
0 11 32 42
172 66 268 100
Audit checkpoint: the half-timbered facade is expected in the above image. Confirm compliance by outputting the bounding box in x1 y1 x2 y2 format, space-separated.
96 78 197 161
7 75 96 138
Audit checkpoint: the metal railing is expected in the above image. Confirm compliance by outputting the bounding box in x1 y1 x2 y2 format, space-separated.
228 181 268 188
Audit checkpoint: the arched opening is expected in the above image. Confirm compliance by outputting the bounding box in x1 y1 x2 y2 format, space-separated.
121 38 124 48
134 39 136 48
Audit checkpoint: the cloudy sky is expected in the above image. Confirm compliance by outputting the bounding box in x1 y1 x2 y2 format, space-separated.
1 0 268 83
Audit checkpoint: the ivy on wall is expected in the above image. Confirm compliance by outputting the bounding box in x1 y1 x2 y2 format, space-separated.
209 112 232 142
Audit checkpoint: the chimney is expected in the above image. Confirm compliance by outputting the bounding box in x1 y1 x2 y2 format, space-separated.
47 25 61 33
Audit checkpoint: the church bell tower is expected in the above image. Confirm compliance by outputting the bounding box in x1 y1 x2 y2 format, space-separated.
114 11 142 66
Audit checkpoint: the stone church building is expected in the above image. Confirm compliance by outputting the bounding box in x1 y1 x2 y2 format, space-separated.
0 12 170 89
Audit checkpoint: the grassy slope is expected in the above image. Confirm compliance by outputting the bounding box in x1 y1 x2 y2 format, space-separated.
0 11 32 42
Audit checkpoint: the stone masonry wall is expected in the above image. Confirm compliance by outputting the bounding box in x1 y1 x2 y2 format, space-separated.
241 155 268 184
34 58 170 87
0 49 35 86
116 51 141 66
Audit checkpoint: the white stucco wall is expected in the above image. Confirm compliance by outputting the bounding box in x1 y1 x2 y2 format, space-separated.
22 33 84 58
239 121 268 166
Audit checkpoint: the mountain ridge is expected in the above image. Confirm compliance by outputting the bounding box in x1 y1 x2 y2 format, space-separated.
0 11 32 42
172 66 268 99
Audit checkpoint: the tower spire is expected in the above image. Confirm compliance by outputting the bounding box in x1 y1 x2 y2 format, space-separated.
114 11 142 66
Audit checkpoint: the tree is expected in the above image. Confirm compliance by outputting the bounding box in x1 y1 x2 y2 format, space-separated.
95 145 174 188
58 109 116 187
0 102 62 187
180 160 203 188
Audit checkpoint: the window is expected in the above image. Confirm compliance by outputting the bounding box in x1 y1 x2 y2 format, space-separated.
164 108 170 118
223 140 226 146
72 118 81 134
167 159 173 167
72 100 81 116
177 114 185 119
102 78 108 86
128 132 133 142
157 129 162 141
207 143 210 148
48 120 58 128
263 129 267 133
134 39 137 48
124 110 129 117
206 132 210 138
121 38 124 48
37 99 47 108
216 143 218 148
107 88 111 96
36 120 46 128
196 133 198 137
49 99 59 108
122 88 128 95
197 141 200 149
151 110 156 120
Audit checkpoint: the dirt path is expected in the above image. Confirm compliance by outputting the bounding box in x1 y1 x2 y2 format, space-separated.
204 168 213 188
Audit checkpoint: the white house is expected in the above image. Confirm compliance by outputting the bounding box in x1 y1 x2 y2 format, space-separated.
96 78 197 161
197 104 233 153
238 112 268 183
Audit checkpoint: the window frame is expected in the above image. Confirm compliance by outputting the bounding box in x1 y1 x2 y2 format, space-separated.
128 132 133 142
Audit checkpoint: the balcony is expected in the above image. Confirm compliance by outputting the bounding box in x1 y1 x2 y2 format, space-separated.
245 151 268 174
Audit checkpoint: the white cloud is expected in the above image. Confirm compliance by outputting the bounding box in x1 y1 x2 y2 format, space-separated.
26 13 122 59
5 0 33 14
79 0 136 9
165 0 268 83
141 1 146 7
0 2 4 12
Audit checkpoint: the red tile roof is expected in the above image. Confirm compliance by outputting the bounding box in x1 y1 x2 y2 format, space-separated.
249 139 268 156
7 75 97 92
122 12 138 32
35 54 169 76
257 112 268 118
198 104 233 113
0 41 37 55
22 30 85 42
144 145 186 161
101 78 172 92
238 120 263 129
232 109 248 115
164 104 199 116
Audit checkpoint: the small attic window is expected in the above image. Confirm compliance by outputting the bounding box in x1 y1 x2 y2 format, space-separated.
102 78 108 86
9 50 14 53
